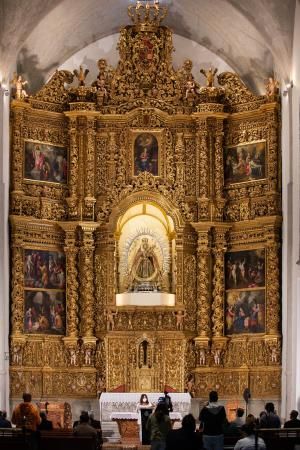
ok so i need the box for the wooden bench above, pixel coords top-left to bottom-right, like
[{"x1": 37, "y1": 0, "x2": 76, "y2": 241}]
[
  {"x1": 0, "y1": 428, "x2": 102, "y2": 450},
  {"x1": 259, "y1": 428, "x2": 300, "y2": 450}
]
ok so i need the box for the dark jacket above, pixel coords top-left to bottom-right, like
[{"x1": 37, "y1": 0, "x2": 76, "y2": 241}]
[
  {"x1": 166, "y1": 427, "x2": 201, "y2": 450},
  {"x1": 199, "y1": 404, "x2": 227, "y2": 436},
  {"x1": 259, "y1": 412, "x2": 281, "y2": 428},
  {"x1": 38, "y1": 418, "x2": 53, "y2": 430},
  {"x1": 284, "y1": 418, "x2": 300, "y2": 428}
]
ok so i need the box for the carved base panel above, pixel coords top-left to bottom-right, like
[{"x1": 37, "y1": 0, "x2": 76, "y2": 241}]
[
  {"x1": 10, "y1": 368, "x2": 97, "y2": 398},
  {"x1": 194, "y1": 367, "x2": 281, "y2": 399}
]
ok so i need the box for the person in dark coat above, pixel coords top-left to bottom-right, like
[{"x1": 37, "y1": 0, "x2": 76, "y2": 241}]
[
  {"x1": 199, "y1": 390, "x2": 227, "y2": 450},
  {"x1": 38, "y1": 412, "x2": 53, "y2": 430},
  {"x1": 166, "y1": 413, "x2": 201, "y2": 450},
  {"x1": 284, "y1": 410, "x2": 300, "y2": 428},
  {"x1": 259, "y1": 402, "x2": 281, "y2": 428},
  {"x1": 0, "y1": 411, "x2": 12, "y2": 428}
]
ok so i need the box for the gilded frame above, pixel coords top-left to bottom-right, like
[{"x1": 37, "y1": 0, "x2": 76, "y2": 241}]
[
  {"x1": 130, "y1": 129, "x2": 164, "y2": 178},
  {"x1": 224, "y1": 140, "x2": 267, "y2": 186},
  {"x1": 23, "y1": 139, "x2": 68, "y2": 185}
]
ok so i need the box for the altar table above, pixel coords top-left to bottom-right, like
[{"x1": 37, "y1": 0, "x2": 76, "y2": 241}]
[{"x1": 100, "y1": 392, "x2": 190, "y2": 421}]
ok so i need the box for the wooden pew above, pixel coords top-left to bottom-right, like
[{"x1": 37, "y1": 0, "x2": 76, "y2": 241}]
[
  {"x1": 0, "y1": 427, "x2": 102, "y2": 450},
  {"x1": 259, "y1": 428, "x2": 300, "y2": 450}
]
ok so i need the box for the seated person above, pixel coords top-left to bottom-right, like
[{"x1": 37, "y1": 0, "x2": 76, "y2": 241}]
[
  {"x1": 166, "y1": 414, "x2": 201, "y2": 450},
  {"x1": 284, "y1": 410, "x2": 300, "y2": 428},
  {"x1": 38, "y1": 412, "x2": 53, "y2": 430},
  {"x1": 74, "y1": 413, "x2": 99, "y2": 450},
  {"x1": 0, "y1": 411, "x2": 12, "y2": 428},
  {"x1": 234, "y1": 423, "x2": 266, "y2": 450},
  {"x1": 232, "y1": 408, "x2": 245, "y2": 428},
  {"x1": 259, "y1": 402, "x2": 281, "y2": 428}
]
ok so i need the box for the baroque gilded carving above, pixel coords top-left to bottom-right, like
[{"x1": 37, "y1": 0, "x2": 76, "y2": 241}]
[{"x1": 9, "y1": 1, "x2": 281, "y2": 401}]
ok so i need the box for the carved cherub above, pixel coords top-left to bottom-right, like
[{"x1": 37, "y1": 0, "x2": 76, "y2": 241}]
[
  {"x1": 212, "y1": 348, "x2": 221, "y2": 366},
  {"x1": 106, "y1": 309, "x2": 117, "y2": 331},
  {"x1": 69, "y1": 348, "x2": 77, "y2": 366},
  {"x1": 73, "y1": 65, "x2": 89, "y2": 87},
  {"x1": 265, "y1": 77, "x2": 279, "y2": 97},
  {"x1": 199, "y1": 348, "x2": 206, "y2": 366},
  {"x1": 10, "y1": 73, "x2": 28, "y2": 100},
  {"x1": 185, "y1": 73, "x2": 195, "y2": 99},
  {"x1": 200, "y1": 67, "x2": 218, "y2": 87},
  {"x1": 84, "y1": 348, "x2": 92, "y2": 365},
  {"x1": 174, "y1": 310, "x2": 186, "y2": 330}
]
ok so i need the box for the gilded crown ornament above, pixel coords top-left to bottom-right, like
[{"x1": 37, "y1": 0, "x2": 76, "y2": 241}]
[{"x1": 128, "y1": 0, "x2": 168, "y2": 31}]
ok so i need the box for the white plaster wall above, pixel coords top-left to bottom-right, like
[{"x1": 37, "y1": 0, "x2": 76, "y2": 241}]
[
  {"x1": 59, "y1": 33, "x2": 234, "y2": 84},
  {"x1": 281, "y1": 0, "x2": 300, "y2": 420},
  {"x1": 0, "y1": 83, "x2": 10, "y2": 413}
]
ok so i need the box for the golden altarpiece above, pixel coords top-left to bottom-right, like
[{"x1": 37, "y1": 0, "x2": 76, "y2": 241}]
[{"x1": 9, "y1": 2, "x2": 281, "y2": 405}]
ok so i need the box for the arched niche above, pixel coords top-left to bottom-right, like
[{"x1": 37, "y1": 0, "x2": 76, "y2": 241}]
[{"x1": 115, "y1": 200, "x2": 176, "y2": 306}]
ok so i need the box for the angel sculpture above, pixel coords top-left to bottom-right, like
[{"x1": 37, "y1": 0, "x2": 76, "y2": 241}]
[
  {"x1": 73, "y1": 65, "x2": 89, "y2": 87},
  {"x1": 10, "y1": 73, "x2": 28, "y2": 100},
  {"x1": 265, "y1": 77, "x2": 279, "y2": 97},
  {"x1": 200, "y1": 67, "x2": 218, "y2": 87}
]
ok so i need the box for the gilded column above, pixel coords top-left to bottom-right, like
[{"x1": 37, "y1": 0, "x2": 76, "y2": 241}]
[
  {"x1": 265, "y1": 222, "x2": 281, "y2": 335},
  {"x1": 79, "y1": 223, "x2": 99, "y2": 338},
  {"x1": 211, "y1": 225, "x2": 230, "y2": 338},
  {"x1": 213, "y1": 118, "x2": 226, "y2": 221},
  {"x1": 107, "y1": 132, "x2": 117, "y2": 187},
  {"x1": 191, "y1": 223, "x2": 212, "y2": 367},
  {"x1": 84, "y1": 115, "x2": 97, "y2": 220},
  {"x1": 60, "y1": 223, "x2": 79, "y2": 338},
  {"x1": 174, "y1": 132, "x2": 185, "y2": 199},
  {"x1": 175, "y1": 231, "x2": 184, "y2": 305},
  {"x1": 65, "y1": 115, "x2": 79, "y2": 219},
  {"x1": 11, "y1": 236, "x2": 24, "y2": 336},
  {"x1": 196, "y1": 228, "x2": 212, "y2": 336},
  {"x1": 195, "y1": 118, "x2": 210, "y2": 220}
]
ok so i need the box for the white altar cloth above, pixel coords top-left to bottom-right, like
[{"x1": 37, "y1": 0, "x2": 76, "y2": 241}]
[
  {"x1": 110, "y1": 412, "x2": 182, "y2": 421},
  {"x1": 116, "y1": 292, "x2": 175, "y2": 306},
  {"x1": 100, "y1": 392, "x2": 191, "y2": 421}
]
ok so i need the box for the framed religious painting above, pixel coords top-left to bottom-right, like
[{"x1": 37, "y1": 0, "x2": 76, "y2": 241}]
[
  {"x1": 24, "y1": 248, "x2": 66, "y2": 335},
  {"x1": 224, "y1": 140, "x2": 266, "y2": 185},
  {"x1": 131, "y1": 131, "x2": 163, "y2": 177},
  {"x1": 225, "y1": 248, "x2": 265, "y2": 290},
  {"x1": 24, "y1": 249, "x2": 66, "y2": 290},
  {"x1": 225, "y1": 289, "x2": 265, "y2": 335},
  {"x1": 24, "y1": 290, "x2": 66, "y2": 335},
  {"x1": 24, "y1": 140, "x2": 67, "y2": 184}
]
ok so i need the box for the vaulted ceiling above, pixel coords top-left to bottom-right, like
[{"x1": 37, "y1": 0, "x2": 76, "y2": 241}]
[{"x1": 0, "y1": 0, "x2": 296, "y2": 93}]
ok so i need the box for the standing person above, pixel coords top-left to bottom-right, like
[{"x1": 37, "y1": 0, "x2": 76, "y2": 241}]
[
  {"x1": 11, "y1": 393, "x2": 41, "y2": 431},
  {"x1": 163, "y1": 391, "x2": 173, "y2": 413},
  {"x1": 259, "y1": 402, "x2": 281, "y2": 428},
  {"x1": 166, "y1": 413, "x2": 201, "y2": 450},
  {"x1": 137, "y1": 394, "x2": 154, "y2": 444},
  {"x1": 146, "y1": 403, "x2": 171, "y2": 450},
  {"x1": 234, "y1": 423, "x2": 266, "y2": 450},
  {"x1": 199, "y1": 390, "x2": 227, "y2": 450},
  {"x1": 284, "y1": 410, "x2": 300, "y2": 428},
  {"x1": 11, "y1": 393, "x2": 41, "y2": 450}
]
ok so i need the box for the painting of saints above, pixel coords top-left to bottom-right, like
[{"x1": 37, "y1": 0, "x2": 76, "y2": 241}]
[
  {"x1": 24, "y1": 250, "x2": 66, "y2": 290},
  {"x1": 24, "y1": 291, "x2": 65, "y2": 335},
  {"x1": 134, "y1": 133, "x2": 159, "y2": 176},
  {"x1": 24, "y1": 141, "x2": 67, "y2": 184},
  {"x1": 224, "y1": 141, "x2": 266, "y2": 184},
  {"x1": 225, "y1": 290, "x2": 265, "y2": 335},
  {"x1": 225, "y1": 249, "x2": 265, "y2": 290}
]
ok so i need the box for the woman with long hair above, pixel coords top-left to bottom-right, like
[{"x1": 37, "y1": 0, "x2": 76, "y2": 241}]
[{"x1": 146, "y1": 402, "x2": 171, "y2": 450}]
